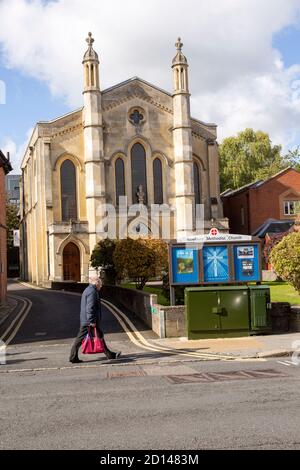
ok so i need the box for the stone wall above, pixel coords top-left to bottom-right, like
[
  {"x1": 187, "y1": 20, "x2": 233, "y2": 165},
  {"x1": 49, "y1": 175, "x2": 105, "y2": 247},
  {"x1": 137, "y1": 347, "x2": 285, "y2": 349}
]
[
  {"x1": 153, "y1": 304, "x2": 186, "y2": 338},
  {"x1": 101, "y1": 286, "x2": 186, "y2": 338},
  {"x1": 290, "y1": 306, "x2": 300, "y2": 332},
  {"x1": 101, "y1": 285, "x2": 157, "y2": 330},
  {"x1": 270, "y1": 302, "x2": 290, "y2": 332},
  {"x1": 262, "y1": 270, "x2": 278, "y2": 282}
]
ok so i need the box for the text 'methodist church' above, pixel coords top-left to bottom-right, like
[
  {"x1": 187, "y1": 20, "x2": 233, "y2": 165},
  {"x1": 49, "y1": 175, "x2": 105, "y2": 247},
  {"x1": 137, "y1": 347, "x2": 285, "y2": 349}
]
[{"x1": 20, "y1": 33, "x2": 228, "y2": 285}]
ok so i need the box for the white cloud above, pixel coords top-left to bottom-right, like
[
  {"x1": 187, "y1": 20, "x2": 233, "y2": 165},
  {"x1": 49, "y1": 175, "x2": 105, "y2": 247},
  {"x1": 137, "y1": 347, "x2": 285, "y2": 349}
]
[
  {"x1": 1, "y1": 128, "x2": 33, "y2": 174},
  {"x1": 0, "y1": 0, "x2": 300, "y2": 149}
]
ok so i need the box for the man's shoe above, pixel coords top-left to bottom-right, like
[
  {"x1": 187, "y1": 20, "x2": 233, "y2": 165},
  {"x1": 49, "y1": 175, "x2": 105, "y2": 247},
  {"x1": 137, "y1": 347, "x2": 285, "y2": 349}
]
[
  {"x1": 106, "y1": 351, "x2": 121, "y2": 360},
  {"x1": 69, "y1": 358, "x2": 83, "y2": 364}
]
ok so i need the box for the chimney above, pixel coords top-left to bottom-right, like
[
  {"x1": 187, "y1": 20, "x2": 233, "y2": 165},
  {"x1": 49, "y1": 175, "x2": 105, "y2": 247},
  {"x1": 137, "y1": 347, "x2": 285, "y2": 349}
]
[{"x1": 7, "y1": 151, "x2": 10, "y2": 161}]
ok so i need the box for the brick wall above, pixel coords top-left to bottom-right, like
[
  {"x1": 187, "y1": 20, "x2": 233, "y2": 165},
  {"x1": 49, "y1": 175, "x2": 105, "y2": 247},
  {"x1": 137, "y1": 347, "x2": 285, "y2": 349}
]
[
  {"x1": 223, "y1": 191, "x2": 249, "y2": 234},
  {"x1": 0, "y1": 166, "x2": 7, "y2": 304},
  {"x1": 223, "y1": 169, "x2": 300, "y2": 234}
]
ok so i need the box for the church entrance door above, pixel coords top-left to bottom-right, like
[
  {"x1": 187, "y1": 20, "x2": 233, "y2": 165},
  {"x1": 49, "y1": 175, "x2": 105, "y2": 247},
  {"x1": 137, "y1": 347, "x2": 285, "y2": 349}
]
[{"x1": 63, "y1": 242, "x2": 81, "y2": 281}]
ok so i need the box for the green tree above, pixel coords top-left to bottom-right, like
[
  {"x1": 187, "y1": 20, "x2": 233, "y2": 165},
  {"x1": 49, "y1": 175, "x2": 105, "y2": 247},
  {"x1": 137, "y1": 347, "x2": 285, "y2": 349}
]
[
  {"x1": 6, "y1": 201, "x2": 19, "y2": 250},
  {"x1": 6, "y1": 201, "x2": 20, "y2": 276},
  {"x1": 270, "y1": 232, "x2": 300, "y2": 293},
  {"x1": 113, "y1": 238, "x2": 168, "y2": 290},
  {"x1": 282, "y1": 146, "x2": 300, "y2": 172},
  {"x1": 90, "y1": 239, "x2": 117, "y2": 284},
  {"x1": 219, "y1": 128, "x2": 284, "y2": 192}
]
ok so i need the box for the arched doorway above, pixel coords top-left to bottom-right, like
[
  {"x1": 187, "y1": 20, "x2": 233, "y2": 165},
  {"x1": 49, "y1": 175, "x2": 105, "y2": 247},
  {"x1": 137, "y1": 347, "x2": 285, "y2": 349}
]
[{"x1": 63, "y1": 242, "x2": 81, "y2": 281}]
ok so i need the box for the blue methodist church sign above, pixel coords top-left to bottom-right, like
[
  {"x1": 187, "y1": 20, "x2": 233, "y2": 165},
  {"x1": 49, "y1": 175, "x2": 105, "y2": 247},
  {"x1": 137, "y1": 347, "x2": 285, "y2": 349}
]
[
  {"x1": 171, "y1": 247, "x2": 199, "y2": 284},
  {"x1": 203, "y1": 245, "x2": 229, "y2": 283},
  {"x1": 169, "y1": 234, "x2": 261, "y2": 285}
]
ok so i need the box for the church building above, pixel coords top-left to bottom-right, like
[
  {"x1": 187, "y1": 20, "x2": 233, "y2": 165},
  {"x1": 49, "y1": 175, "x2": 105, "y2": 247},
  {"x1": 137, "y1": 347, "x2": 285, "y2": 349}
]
[{"x1": 20, "y1": 34, "x2": 228, "y2": 285}]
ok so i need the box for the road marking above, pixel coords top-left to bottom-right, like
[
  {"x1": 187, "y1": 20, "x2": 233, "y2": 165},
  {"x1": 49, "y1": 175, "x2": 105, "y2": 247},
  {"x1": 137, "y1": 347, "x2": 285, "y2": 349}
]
[
  {"x1": 1, "y1": 295, "x2": 32, "y2": 345},
  {"x1": 102, "y1": 299, "x2": 238, "y2": 361},
  {"x1": 277, "y1": 360, "x2": 297, "y2": 367}
]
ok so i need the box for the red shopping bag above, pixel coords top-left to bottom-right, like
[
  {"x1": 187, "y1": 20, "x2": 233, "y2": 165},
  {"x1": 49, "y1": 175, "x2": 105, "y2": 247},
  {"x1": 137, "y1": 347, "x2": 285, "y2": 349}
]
[{"x1": 82, "y1": 327, "x2": 105, "y2": 354}]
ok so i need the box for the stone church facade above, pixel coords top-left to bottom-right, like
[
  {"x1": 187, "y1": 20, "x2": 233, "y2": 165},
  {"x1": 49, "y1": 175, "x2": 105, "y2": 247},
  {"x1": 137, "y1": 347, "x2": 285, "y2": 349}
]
[{"x1": 20, "y1": 34, "x2": 228, "y2": 285}]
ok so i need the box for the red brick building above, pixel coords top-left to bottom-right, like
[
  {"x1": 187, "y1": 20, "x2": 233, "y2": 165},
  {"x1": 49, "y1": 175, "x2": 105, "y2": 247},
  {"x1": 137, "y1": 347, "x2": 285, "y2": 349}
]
[
  {"x1": 0, "y1": 150, "x2": 12, "y2": 305},
  {"x1": 222, "y1": 168, "x2": 300, "y2": 234}
]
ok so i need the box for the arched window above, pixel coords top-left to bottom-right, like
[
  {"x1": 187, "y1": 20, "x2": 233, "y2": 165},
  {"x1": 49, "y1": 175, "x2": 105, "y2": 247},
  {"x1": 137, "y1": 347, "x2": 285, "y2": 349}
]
[
  {"x1": 61, "y1": 159, "x2": 77, "y2": 221},
  {"x1": 115, "y1": 158, "x2": 125, "y2": 205},
  {"x1": 131, "y1": 143, "x2": 147, "y2": 204},
  {"x1": 193, "y1": 161, "x2": 201, "y2": 205},
  {"x1": 153, "y1": 158, "x2": 163, "y2": 204}
]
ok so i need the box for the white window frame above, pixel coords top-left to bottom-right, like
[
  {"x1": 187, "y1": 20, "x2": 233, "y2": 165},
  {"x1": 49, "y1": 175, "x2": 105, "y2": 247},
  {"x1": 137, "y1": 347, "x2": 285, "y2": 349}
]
[{"x1": 284, "y1": 200, "x2": 300, "y2": 216}]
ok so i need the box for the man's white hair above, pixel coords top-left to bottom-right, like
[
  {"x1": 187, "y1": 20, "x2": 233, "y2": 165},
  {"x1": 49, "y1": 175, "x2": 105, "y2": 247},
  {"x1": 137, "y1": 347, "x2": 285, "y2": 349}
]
[{"x1": 89, "y1": 276, "x2": 102, "y2": 285}]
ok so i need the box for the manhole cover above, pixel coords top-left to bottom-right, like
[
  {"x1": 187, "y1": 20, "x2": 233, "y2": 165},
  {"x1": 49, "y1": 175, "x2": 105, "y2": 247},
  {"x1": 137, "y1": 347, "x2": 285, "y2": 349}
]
[
  {"x1": 107, "y1": 369, "x2": 146, "y2": 379},
  {"x1": 166, "y1": 369, "x2": 288, "y2": 385}
]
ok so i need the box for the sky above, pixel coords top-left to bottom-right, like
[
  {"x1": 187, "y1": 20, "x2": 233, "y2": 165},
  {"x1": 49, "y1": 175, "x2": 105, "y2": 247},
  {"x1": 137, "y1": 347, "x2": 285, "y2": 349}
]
[{"x1": 1, "y1": 0, "x2": 300, "y2": 174}]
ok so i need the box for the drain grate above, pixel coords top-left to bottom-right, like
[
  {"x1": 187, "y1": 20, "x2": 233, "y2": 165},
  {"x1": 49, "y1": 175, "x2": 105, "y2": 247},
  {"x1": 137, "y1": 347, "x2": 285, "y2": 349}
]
[{"x1": 166, "y1": 368, "x2": 288, "y2": 384}]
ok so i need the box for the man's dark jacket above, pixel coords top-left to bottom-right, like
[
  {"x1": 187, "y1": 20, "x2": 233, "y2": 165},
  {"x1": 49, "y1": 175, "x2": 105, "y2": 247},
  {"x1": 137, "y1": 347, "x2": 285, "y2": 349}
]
[{"x1": 80, "y1": 284, "x2": 102, "y2": 326}]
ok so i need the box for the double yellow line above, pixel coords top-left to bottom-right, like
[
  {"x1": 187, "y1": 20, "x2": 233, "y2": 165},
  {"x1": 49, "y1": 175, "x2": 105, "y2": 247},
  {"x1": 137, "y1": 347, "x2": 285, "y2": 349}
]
[
  {"x1": 102, "y1": 298, "x2": 237, "y2": 361},
  {"x1": 0, "y1": 295, "x2": 32, "y2": 346},
  {"x1": 14, "y1": 281, "x2": 238, "y2": 361}
]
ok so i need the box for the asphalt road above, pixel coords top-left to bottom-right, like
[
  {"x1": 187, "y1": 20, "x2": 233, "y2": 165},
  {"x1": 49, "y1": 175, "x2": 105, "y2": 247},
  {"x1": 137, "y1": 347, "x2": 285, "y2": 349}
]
[
  {"x1": 5, "y1": 280, "x2": 127, "y2": 345},
  {"x1": 1, "y1": 358, "x2": 300, "y2": 450},
  {"x1": 1, "y1": 281, "x2": 300, "y2": 450}
]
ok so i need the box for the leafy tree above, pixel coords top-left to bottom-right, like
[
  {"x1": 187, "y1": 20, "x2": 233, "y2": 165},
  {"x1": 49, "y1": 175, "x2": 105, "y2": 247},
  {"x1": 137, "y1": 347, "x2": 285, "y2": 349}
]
[
  {"x1": 6, "y1": 201, "x2": 19, "y2": 250},
  {"x1": 282, "y1": 146, "x2": 300, "y2": 172},
  {"x1": 270, "y1": 232, "x2": 300, "y2": 293},
  {"x1": 90, "y1": 239, "x2": 117, "y2": 284},
  {"x1": 6, "y1": 201, "x2": 20, "y2": 277},
  {"x1": 113, "y1": 238, "x2": 168, "y2": 290},
  {"x1": 219, "y1": 128, "x2": 284, "y2": 192}
]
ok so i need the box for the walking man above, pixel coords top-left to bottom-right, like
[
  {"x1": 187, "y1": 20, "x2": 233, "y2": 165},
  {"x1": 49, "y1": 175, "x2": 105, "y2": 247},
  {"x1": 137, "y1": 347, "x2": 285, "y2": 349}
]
[{"x1": 69, "y1": 276, "x2": 121, "y2": 363}]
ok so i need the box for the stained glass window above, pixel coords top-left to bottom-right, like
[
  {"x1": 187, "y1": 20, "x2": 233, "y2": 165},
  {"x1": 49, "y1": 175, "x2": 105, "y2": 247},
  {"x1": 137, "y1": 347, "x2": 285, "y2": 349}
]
[{"x1": 61, "y1": 160, "x2": 77, "y2": 220}]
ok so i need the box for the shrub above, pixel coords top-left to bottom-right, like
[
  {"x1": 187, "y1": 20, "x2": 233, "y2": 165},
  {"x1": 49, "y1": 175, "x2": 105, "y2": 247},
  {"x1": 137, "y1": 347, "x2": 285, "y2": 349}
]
[{"x1": 270, "y1": 232, "x2": 300, "y2": 293}]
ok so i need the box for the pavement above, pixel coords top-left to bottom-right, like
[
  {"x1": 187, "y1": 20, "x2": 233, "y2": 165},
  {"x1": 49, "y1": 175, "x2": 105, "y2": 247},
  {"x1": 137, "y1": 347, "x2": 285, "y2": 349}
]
[
  {"x1": 154, "y1": 333, "x2": 300, "y2": 359},
  {"x1": 0, "y1": 296, "x2": 17, "y2": 325}
]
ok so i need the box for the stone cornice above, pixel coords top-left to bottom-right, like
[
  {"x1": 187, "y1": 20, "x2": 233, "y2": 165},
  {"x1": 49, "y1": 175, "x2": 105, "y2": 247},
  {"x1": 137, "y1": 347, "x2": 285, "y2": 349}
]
[
  {"x1": 103, "y1": 85, "x2": 173, "y2": 115},
  {"x1": 40, "y1": 121, "x2": 83, "y2": 140}
]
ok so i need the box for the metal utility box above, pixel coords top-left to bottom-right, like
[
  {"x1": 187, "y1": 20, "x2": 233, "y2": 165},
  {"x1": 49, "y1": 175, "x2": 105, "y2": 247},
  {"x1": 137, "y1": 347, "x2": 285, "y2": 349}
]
[
  {"x1": 186, "y1": 286, "x2": 250, "y2": 339},
  {"x1": 186, "y1": 285, "x2": 271, "y2": 339},
  {"x1": 248, "y1": 285, "x2": 272, "y2": 333}
]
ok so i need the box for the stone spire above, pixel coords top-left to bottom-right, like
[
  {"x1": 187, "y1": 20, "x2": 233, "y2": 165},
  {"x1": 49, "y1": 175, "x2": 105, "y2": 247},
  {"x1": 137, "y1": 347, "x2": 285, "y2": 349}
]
[
  {"x1": 172, "y1": 37, "x2": 194, "y2": 237},
  {"x1": 172, "y1": 37, "x2": 188, "y2": 66},
  {"x1": 82, "y1": 32, "x2": 105, "y2": 266},
  {"x1": 172, "y1": 37, "x2": 189, "y2": 94},
  {"x1": 83, "y1": 32, "x2": 99, "y2": 62},
  {"x1": 83, "y1": 32, "x2": 100, "y2": 91}
]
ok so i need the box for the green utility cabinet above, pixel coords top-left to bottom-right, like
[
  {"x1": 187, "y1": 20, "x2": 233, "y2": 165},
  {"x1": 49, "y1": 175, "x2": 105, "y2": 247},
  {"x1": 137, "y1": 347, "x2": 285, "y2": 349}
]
[
  {"x1": 185, "y1": 285, "x2": 271, "y2": 339},
  {"x1": 248, "y1": 286, "x2": 271, "y2": 333}
]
